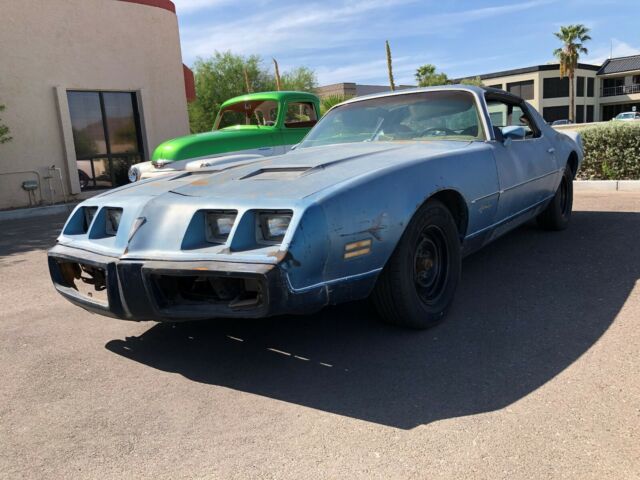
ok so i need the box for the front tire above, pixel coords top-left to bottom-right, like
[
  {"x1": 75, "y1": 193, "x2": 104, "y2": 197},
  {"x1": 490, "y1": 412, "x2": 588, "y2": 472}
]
[
  {"x1": 372, "y1": 199, "x2": 461, "y2": 329},
  {"x1": 537, "y1": 166, "x2": 573, "y2": 231}
]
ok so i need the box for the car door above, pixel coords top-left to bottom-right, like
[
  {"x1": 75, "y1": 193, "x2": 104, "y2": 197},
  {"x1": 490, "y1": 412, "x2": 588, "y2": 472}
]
[
  {"x1": 279, "y1": 99, "x2": 319, "y2": 151},
  {"x1": 486, "y1": 95, "x2": 558, "y2": 224}
]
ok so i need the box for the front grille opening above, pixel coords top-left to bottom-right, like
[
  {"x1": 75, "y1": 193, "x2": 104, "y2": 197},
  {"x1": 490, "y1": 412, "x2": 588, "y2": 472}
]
[
  {"x1": 152, "y1": 274, "x2": 263, "y2": 310},
  {"x1": 56, "y1": 260, "x2": 108, "y2": 305}
]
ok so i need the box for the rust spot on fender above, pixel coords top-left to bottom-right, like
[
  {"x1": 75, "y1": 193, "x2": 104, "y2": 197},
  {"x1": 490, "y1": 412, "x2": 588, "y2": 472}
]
[
  {"x1": 190, "y1": 179, "x2": 210, "y2": 186},
  {"x1": 267, "y1": 249, "x2": 301, "y2": 267},
  {"x1": 340, "y1": 212, "x2": 388, "y2": 241}
]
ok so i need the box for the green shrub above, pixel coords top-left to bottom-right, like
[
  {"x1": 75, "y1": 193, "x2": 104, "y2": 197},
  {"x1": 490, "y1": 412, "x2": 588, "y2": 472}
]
[
  {"x1": 578, "y1": 122, "x2": 640, "y2": 180},
  {"x1": 320, "y1": 94, "x2": 352, "y2": 116}
]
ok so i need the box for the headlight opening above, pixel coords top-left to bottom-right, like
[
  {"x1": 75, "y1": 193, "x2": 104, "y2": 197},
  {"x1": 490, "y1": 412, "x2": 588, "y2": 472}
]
[
  {"x1": 258, "y1": 211, "x2": 293, "y2": 243},
  {"x1": 205, "y1": 211, "x2": 237, "y2": 244},
  {"x1": 105, "y1": 208, "x2": 123, "y2": 236}
]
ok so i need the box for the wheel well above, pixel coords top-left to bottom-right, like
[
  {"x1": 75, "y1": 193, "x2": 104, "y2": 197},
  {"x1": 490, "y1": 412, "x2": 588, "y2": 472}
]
[
  {"x1": 567, "y1": 151, "x2": 578, "y2": 178},
  {"x1": 429, "y1": 189, "x2": 469, "y2": 240}
]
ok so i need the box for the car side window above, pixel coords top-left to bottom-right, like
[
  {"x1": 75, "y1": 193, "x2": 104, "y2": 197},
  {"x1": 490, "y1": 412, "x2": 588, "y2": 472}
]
[
  {"x1": 486, "y1": 99, "x2": 540, "y2": 139},
  {"x1": 285, "y1": 102, "x2": 318, "y2": 128}
]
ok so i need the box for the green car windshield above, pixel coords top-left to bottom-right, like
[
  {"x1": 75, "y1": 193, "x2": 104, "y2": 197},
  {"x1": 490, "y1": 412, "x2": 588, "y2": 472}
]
[
  {"x1": 299, "y1": 90, "x2": 484, "y2": 148},
  {"x1": 215, "y1": 100, "x2": 279, "y2": 129}
]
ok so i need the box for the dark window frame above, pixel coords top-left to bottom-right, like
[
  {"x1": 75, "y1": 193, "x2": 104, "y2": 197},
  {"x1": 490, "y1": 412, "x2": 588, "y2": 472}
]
[
  {"x1": 506, "y1": 80, "x2": 534, "y2": 100},
  {"x1": 283, "y1": 100, "x2": 319, "y2": 129},
  {"x1": 68, "y1": 90, "x2": 144, "y2": 190},
  {"x1": 485, "y1": 92, "x2": 542, "y2": 139},
  {"x1": 577, "y1": 76, "x2": 585, "y2": 97},
  {"x1": 542, "y1": 105, "x2": 570, "y2": 123},
  {"x1": 587, "y1": 77, "x2": 595, "y2": 97},
  {"x1": 543, "y1": 77, "x2": 570, "y2": 98}
]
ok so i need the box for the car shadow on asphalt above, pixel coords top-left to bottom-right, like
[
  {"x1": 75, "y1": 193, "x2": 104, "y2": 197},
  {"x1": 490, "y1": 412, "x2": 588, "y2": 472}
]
[
  {"x1": 106, "y1": 211, "x2": 639, "y2": 429},
  {"x1": 0, "y1": 214, "x2": 66, "y2": 261}
]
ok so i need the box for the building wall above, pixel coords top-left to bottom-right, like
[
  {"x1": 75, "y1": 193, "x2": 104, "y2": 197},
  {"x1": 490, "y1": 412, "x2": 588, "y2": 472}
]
[
  {"x1": 480, "y1": 67, "x2": 598, "y2": 121},
  {"x1": 597, "y1": 69, "x2": 640, "y2": 120},
  {"x1": 0, "y1": 0, "x2": 190, "y2": 210}
]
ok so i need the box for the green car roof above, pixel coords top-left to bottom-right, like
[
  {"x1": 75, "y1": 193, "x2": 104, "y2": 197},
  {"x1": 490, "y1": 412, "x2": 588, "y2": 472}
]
[{"x1": 220, "y1": 91, "x2": 319, "y2": 108}]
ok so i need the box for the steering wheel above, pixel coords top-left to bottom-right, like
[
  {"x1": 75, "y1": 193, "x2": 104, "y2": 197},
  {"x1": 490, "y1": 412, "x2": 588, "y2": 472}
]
[{"x1": 418, "y1": 126, "x2": 457, "y2": 137}]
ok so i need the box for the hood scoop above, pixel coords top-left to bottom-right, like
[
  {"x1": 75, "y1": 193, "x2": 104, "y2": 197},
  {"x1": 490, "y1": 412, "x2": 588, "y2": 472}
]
[{"x1": 240, "y1": 167, "x2": 311, "y2": 180}]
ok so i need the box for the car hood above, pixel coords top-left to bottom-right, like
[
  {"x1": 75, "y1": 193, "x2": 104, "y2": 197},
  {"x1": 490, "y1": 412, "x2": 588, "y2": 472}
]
[
  {"x1": 104, "y1": 141, "x2": 474, "y2": 204},
  {"x1": 151, "y1": 127, "x2": 273, "y2": 162}
]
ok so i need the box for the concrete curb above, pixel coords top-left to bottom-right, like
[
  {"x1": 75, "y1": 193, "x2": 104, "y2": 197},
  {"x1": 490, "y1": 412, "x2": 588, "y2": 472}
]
[
  {"x1": 0, "y1": 203, "x2": 76, "y2": 222},
  {"x1": 574, "y1": 180, "x2": 640, "y2": 191}
]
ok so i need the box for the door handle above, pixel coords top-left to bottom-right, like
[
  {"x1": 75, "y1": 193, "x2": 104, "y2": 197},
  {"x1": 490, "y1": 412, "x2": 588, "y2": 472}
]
[{"x1": 547, "y1": 147, "x2": 555, "y2": 154}]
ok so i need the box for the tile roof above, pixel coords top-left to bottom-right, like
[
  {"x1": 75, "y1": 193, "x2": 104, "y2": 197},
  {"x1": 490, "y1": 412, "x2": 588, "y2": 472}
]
[{"x1": 597, "y1": 54, "x2": 640, "y2": 75}]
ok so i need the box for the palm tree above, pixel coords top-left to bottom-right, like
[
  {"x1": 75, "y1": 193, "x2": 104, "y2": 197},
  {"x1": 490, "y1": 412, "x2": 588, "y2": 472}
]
[{"x1": 553, "y1": 24, "x2": 591, "y2": 122}]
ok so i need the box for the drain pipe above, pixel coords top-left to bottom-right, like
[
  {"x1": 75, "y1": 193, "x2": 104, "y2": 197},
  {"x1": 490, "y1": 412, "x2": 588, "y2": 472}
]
[{"x1": 49, "y1": 165, "x2": 68, "y2": 204}]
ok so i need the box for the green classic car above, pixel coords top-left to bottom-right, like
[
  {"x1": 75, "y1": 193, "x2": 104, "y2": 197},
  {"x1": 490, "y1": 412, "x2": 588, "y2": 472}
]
[{"x1": 128, "y1": 91, "x2": 320, "y2": 181}]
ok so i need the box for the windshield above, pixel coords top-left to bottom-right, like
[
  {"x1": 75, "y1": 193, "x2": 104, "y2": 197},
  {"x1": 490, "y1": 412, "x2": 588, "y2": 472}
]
[
  {"x1": 299, "y1": 90, "x2": 484, "y2": 148},
  {"x1": 214, "y1": 100, "x2": 279, "y2": 129}
]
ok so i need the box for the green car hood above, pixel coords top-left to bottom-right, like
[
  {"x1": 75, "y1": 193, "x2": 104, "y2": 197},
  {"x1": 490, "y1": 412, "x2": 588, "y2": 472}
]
[{"x1": 151, "y1": 127, "x2": 275, "y2": 162}]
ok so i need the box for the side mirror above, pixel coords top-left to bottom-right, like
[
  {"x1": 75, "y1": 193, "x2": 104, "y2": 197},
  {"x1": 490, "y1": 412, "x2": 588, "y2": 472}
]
[{"x1": 501, "y1": 126, "x2": 526, "y2": 141}]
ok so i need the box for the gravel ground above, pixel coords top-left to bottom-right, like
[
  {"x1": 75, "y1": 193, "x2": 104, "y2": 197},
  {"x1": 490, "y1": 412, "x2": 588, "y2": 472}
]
[{"x1": 0, "y1": 191, "x2": 639, "y2": 479}]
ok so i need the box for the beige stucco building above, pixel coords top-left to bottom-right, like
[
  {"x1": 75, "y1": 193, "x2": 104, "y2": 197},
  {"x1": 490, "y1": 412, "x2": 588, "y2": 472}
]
[
  {"x1": 463, "y1": 55, "x2": 640, "y2": 123},
  {"x1": 0, "y1": 0, "x2": 191, "y2": 210}
]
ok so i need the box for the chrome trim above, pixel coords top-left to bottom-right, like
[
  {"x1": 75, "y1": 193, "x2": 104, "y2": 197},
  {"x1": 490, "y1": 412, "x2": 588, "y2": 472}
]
[
  {"x1": 466, "y1": 194, "x2": 555, "y2": 239},
  {"x1": 501, "y1": 169, "x2": 563, "y2": 194}
]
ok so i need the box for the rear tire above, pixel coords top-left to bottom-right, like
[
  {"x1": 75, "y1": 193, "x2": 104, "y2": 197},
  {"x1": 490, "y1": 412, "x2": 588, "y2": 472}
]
[
  {"x1": 537, "y1": 166, "x2": 573, "y2": 231},
  {"x1": 371, "y1": 199, "x2": 461, "y2": 329}
]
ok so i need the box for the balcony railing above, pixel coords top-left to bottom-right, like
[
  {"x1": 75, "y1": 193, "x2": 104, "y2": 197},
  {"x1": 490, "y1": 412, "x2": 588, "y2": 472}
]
[{"x1": 601, "y1": 83, "x2": 640, "y2": 97}]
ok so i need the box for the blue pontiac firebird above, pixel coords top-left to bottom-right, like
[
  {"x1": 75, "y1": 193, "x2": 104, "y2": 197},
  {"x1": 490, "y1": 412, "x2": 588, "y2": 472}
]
[{"x1": 49, "y1": 86, "x2": 582, "y2": 329}]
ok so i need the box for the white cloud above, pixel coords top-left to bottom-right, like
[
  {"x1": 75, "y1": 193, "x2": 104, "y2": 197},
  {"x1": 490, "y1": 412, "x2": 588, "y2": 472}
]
[
  {"x1": 585, "y1": 39, "x2": 640, "y2": 65},
  {"x1": 178, "y1": 0, "x2": 562, "y2": 84}
]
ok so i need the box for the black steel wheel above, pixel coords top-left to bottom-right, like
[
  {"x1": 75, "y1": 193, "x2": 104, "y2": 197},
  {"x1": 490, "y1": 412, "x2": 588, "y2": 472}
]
[
  {"x1": 372, "y1": 199, "x2": 461, "y2": 329},
  {"x1": 537, "y1": 165, "x2": 573, "y2": 231}
]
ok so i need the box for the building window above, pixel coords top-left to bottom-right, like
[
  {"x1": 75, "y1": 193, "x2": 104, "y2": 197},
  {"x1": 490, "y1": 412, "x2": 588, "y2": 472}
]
[
  {"x1": 542, "y1": 105, "x2": 569, "y2": 123},
  {"x1": 68, "y1": 91, "x2": 144, "y2": 190},
  {"x1": 587, "y1": 105, "x2": 594, "y2": 123},
  {"x1": 601, "y1": 77, "x2": 625, "y2": 97},
  {"x1": 587, "y1": 78, "x2": 595, "y2": 97},
  {"x1": 576, "y1": 105, "x2": 584, "y2": 123},
  {"x1": 506, "y1": 80, "x2": 534, "y2": 100},
  {"x1": 487, "y1": 84, "x2": 503, "y2": 90},
  {"x1": 576, "y1": 76, "x2": 585, "y2": 97},
  {"x1": 543, "y1": 77, "x2": 569, "y2": 98},
  {"x1": 284, "y1": 102, "x2": 318, "y2": 128}
]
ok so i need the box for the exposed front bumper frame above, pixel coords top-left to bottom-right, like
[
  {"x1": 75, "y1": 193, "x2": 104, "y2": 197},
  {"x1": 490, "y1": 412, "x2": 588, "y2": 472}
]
[{"x1": 48, "y1": 244, "x2": 329, "y2": 322}]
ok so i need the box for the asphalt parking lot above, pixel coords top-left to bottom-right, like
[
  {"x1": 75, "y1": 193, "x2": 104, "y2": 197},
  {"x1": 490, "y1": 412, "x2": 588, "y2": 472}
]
[{"x1": 1, "y1": 191, "x2": 639, "y2": 479}]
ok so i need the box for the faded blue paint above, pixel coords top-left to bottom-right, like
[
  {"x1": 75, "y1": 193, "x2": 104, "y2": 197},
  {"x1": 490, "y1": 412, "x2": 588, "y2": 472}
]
[{"x1": 52, "y1": 86, "x2": 583, "y2": 318}]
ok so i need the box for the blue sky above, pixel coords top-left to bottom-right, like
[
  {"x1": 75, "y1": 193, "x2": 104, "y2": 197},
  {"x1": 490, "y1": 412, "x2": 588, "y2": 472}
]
[{"x1": 172, "y1": 0, "x2": 640, "y2": 86}]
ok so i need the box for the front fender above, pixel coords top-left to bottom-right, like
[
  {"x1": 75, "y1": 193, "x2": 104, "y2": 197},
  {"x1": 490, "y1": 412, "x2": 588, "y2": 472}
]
[{"x1": 284, "y1": 146, "x2": 499, "y2": 293}]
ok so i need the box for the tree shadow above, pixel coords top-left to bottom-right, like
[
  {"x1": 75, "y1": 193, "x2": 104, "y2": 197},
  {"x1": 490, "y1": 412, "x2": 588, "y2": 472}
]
[
  {"x1": 0, "y1": 214, "x2": 66, "y2": 261},
  {"x1": 106, "y1": 211, "x2": 639, "y2": 429}
]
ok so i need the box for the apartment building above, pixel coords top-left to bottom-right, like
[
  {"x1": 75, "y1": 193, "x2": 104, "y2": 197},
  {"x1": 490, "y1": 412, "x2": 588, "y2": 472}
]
[
  {"x1": 597, "y1": 55, "x2": 640, "y2": 120},
  {"x1": 469, "y1": 63, "x2": 600, "y2": 123},
  {"x1": 465, "y1": 54, "x2": 640, "y2": 123}
]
